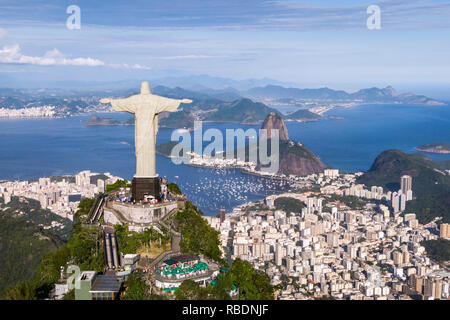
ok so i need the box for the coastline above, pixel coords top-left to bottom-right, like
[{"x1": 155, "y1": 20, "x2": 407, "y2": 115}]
[{"x1": 415, "y1": 147, "x2": 450, "y2": 154}]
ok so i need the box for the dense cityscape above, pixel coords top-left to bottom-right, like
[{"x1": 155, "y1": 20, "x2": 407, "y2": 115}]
[{"x1": 1, "y1": 166, "x2": 449, "y2": 300}]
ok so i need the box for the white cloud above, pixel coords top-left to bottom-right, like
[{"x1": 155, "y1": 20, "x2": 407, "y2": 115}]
[
  {"x1": 0, "y1": 29, "x2": 7, "y2": 38},
  {"x1": 122, "y1": 63, "x2": 151, "y2": 70},
  {"x1": 0, "y1": 44, "x2": 105, "y2": 66}
]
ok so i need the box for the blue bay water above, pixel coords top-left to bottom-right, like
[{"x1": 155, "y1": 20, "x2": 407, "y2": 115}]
[{"x1": 0, "y1": 104, "x2": 449, "y2": 215}]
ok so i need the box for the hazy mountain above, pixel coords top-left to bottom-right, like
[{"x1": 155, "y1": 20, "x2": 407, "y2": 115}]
[
  {"x1": 203, "y1": 98, "x2": 280, "y2": 124},
  {"x1": 243, "y1": 85, "x2": 445, "y2": 105},
  {"x1": 245, "y1": 85, "x2": 349, "y2": 100},
  {"x1": 286, "y1": 109, "x2": 321, "y2": 121},
  {"x1": 151, "y1": 74, "x2": 292, "y2": 91}
]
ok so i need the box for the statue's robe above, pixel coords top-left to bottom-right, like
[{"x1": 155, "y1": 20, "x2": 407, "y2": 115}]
[{"x1": 109, "y1": 94, "x2": 182, "y2": 177}]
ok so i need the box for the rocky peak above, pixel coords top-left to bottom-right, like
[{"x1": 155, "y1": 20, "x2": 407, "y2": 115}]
[{"x1": 261, "y1": 112, "x2": 289, "y2": 141}]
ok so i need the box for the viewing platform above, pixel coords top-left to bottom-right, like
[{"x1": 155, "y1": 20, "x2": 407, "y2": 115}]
[
  {"x1": 153, "y1": 254, "x2": 220, "y2": 291},
  {"x1": 103, "y1": 198, "x2": 183, "y2": 232}
]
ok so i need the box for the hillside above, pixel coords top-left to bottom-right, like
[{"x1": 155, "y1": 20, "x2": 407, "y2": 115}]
[
  {"x1": 357, "y1": 150, "x2": 450, "y2": 223},
  {"x1": 244, "y1": 85, "x2": 444, "y2": 105},
  {"x1": 1, "y1": 196, "x2": 72, "y2": 239},
  {"x1": 276, "y1": 140, "x2": 328, "y2": 176},
  {"x1": 286, "y1": 109, "x2": 321, "y2": 121},
  {"x1": 0, "y1": 215, "x2": 64, "y2": 296},
  {"x1": 85, "y1": 115, "x2": 121, "y2": 126},
  {"x1": 357, "y1": 150, "x2": 450, "y2": 197},
  {"x1": 159, "y1": 109, "x2": 196, "y2": 129},
  {"x1": 203, "y1": 98, "x2": 280, "y2": 124},
  {"x1": 256, "y1": 113, "x2": 327, "y2": 176}
]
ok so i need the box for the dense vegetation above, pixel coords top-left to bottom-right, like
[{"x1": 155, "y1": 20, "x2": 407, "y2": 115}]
[
  {"x1": 1, "y1": 200, "x2": 104, "y2": 300},
  {"x1": 357, "y1": 150, "x2": 450, "y2": 223},
  {"x1": 404, "y1": 194, "x2": 450, "y2": 224},
  {"x1": 357, "y1": 150, "x2": 450, "y2": 197},
  {"x1": 226, "y1": 258, "x2": 274, "y2": 300},
  {"x1": 274, "y1": 197, "x2": 305, "y2": 214},
  {"x1": 323, "y1": 194, "x2": 367, "y2": 210},
  {"x1": 121, "y1": 273, "x2": 165, "y2": 300},
  {"x1": 115, "y1": 224, "x2": 170, "y2": 255},
  {"x1": 421, "y1": 239, "x2": 450, "y2": 263},
  {"x1": 175, "y1": 279, "x2": 231, "y2": 300},
  {"x1": 105, "y1": 179, "x2": 130, "y2": 193},
  {"x1": 175, "y1": 201, "x2": 223, "y2": 263},
  {"x1": 0, "y1": 215, "x2": 63, "y2": 297},
  {"x1": 167, "y1": 182, "x2": 182, "y2": 195},
  {"x1": 1, "y1": 196, "x2": 72, "y2": 239}
]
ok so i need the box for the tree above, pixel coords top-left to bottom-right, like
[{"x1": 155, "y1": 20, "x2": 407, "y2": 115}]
[
  {"x1": 63, "y1": 289, "x2": 75, "y2": 300},
  {"x1": 175, "y1": 201, "x2": 223, "y2": 263},
  {"x1": 227, "y1": 259, "x2": 274, "y2": 300},
  {"x1": 105, "y1": 179, "x2": 129, "y2": 193},
  {"x1": 2, "y1": 281, "x2": 37, "y2": 300},
  {"x1": 167, "y1": 182, "x2": 182, "y2": 195},
  {"x1": 75, "y1": 198, "x2": 96, "y2": 218},
  {"x1": 175, "y1": 280, "x2": 207, "y2": 300},
  {"x1": 274, "y1": 197, "x2": 305, "y2": 214},
  {"x1": 121, "y1": 273, "x2": 159, "y2": 300}
]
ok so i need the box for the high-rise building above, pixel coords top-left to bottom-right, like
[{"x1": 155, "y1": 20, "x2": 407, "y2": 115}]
[
  {"x1": 326, "y1": 232, "x2": 339, "y2": 247},
  {"x1": 219, "y1": 209, "x2": 226, "y2": 223},
  {"x1": 440, "y1": 223, "x2": 450, "y2": 239},
  {"x1": 97, "y1": 179, "x2": 105, "y2": 193},
  {"x1": 2, "y1": 192, "x2": 11, "y2": 204},
  {"x1": 392, "y1": 193, "x2": 400, "y2": 213},
  {"x1": 424, "y1": 277, "x2": 442, "y2": 299},
  {"x1": 399, "y1": 193, "x2": 407, "y2": 212},
  {"x1": 275, "y1": 243, "x2": 283, "y2": 266},
  {"x1": 401, "y1": 175, "x2": 412, "y2": 195},
  {"x1": 393, "y1": 251, "x2": 403, "y2": 265}
]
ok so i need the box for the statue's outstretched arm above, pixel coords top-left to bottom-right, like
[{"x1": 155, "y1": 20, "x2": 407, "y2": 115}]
[
  {"x1": 155, "y1": 97, "x2": 192, "y2": 113},
  {"x1": 100, "y1": 98, "x2": 136, "y2": 113}
]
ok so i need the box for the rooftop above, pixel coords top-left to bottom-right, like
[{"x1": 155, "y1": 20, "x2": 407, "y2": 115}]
[
  {"x1": 90, "y1": 275, "x2": 122, "y2": 293},
  {"x1": 163, "y1": 254, "x2": 200, "y2": 265}
]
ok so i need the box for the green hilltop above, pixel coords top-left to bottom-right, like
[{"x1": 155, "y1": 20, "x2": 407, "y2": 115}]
[{"x1": 357, "y1": 149, "x2": 450, "y2": 223}]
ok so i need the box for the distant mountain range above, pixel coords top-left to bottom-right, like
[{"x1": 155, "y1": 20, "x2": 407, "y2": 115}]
[
  {"x1": 244, "y1": 85, "x2": 445, "y2": 106},
  {"x1": 3, "y1": 81, "x2": 446, "y2": 129},
  {"x1": 85, "y1": 82, "x2": 446, "y2": 129}
]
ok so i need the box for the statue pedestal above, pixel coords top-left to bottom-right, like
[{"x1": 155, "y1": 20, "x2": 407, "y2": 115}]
[{"x1": 132, "y1": 176, "x2": 161, "y2": 202}]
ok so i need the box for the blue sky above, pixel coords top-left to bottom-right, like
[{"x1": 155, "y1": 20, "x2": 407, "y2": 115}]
[{"x1": 0, "y1": 0, "x2": 449, "y2": 96}]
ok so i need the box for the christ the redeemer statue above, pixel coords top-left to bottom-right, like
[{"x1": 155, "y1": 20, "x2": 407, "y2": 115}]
[{"x1": 100, "y1": 81, "x2": 191, "y2": 200}]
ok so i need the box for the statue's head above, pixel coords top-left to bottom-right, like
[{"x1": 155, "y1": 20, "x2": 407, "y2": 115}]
[{"x1": 140, "y1": 81, "x2": 151, "y2": 95}]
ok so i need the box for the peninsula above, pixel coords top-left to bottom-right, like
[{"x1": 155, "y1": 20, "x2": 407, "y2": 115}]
[{"x1": 415, "y1": 142, "x2": 450, "y2": 154}]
